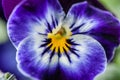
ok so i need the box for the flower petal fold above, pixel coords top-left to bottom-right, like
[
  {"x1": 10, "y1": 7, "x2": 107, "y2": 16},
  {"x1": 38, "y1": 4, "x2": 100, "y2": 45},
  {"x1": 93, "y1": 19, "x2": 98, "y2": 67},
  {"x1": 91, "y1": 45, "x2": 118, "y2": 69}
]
[
  {"x1": 7, "y1": 0, "x2": 65, "y2": 48},
  {"x1": 16, "y1": 34, "x2": 106, "y2": 80},
  {"x1": 2, "y1": 0, "x2": 22, "y2": 19},
  {"x1": 65, "y1": 1, "x2": 120, "y2": 61}
]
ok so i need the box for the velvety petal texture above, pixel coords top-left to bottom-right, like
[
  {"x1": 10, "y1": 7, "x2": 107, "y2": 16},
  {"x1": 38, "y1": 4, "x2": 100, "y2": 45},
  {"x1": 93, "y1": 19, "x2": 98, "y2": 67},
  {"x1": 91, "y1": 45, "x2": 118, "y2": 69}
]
[
  {"x1": 7, "y1": 0, "x2": 120, "y2": 80},
  {"x1": 65, "y1": 2, "x2": 120, "y2": 61},
  {"x1": 8, "y1": 0, "x2": 65, "y2": 48},
  {"x1": 17, "y1": 34, "x2": 106, "y2": 80}
]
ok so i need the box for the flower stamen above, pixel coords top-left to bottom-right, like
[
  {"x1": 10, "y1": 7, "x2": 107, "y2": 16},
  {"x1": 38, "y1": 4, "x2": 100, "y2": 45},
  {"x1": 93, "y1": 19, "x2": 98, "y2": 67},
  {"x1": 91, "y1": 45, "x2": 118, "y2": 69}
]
[{"x1": 47, "y1": 26, "x2": 72, "y2": 53}]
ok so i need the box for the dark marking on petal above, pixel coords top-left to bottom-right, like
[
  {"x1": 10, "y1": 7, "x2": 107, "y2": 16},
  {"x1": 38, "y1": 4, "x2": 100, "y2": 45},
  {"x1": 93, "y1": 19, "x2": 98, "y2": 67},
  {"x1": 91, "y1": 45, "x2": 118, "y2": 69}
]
[
  {"x1": 63, "y1": 47, "x2": 72, "y2": 63},
  {"x1": 66, "y1": 39, "x2": 79, "y2": 45},
  {"x1": 41, "y1": 44, "x2": 53, "y2": 56},
  {"x1": 40, "y1": 39, "x2": 51, "y2": 47},
  {"x1": 51, "y1": 15, "x2": 56, "y2": 28},
  {"x1": 55, "y1": 19, "x2": 58, "y2": 26},
  {"x1": 65, "y1": 44, "x2": 80, "y2": 58},
  {"x1": 72, "y1": 32, "x2": 88, "y2": 35},
  {"x1": 38, "y1": 32, "x2": 47, "y2": 36},
  {"x1": 70, "y1": 23, "x2": 75, "y2": 28},
  {"x1": 58, "y1": 47, "x2": 61, "y2": 58},
  {"x1": 42, "y1": 38, "x2": 51, "y2": 43},
  {"x1": 47, "y1": 22, "x2": 52, "y2": 33},
  {"x1": 71, "y1": 23, "x2": 85, "y2": 32},
  {"x1": 40, "y1": 41, "x2": 51, "y2": 47},
  {"x1": 50, "y1": 48, "x2": 56, "y2": 61}
]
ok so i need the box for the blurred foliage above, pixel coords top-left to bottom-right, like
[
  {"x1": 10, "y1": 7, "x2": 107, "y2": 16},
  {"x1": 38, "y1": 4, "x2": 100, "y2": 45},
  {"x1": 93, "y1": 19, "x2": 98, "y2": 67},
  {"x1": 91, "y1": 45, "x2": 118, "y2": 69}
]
[
  {"x1": 0, "y1": 18, "x2": 8, "y2": 44},
  {"x1": 4, "y1": 72, "x2": 16, "y2": 80},
  {"x1": 114, "y1": 46, "x2": 120, "y2": 66},
  {"x1": 95, "y1": 64, "x2": 120, "y2": 80},
  {"x1": 0, "y1": 72, "x2": 17, "y2": 80},
  {"x1": 99, "y1": 0, "x2": 120, "y2": 20}
]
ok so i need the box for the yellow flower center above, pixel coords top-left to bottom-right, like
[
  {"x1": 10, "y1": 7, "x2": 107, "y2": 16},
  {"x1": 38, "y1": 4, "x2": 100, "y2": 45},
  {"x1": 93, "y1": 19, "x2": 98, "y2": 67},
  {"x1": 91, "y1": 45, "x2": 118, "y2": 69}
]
[{"x1": 47, "y1": 26, "x2": 72, "y2": 53}]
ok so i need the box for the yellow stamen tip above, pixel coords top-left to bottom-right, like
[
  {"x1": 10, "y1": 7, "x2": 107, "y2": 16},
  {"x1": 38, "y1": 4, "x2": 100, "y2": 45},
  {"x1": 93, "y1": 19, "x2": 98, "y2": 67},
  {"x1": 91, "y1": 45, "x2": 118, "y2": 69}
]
[{"x1": 47, "y1": 26, "x2": 72, "y2": 53}]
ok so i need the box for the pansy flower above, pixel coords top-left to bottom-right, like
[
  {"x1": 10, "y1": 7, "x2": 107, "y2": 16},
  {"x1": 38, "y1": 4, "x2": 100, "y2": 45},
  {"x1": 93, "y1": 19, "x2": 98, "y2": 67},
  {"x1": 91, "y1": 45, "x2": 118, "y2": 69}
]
[{"x1": 7, "y1": 0, "x2": 120, "y2": 80}]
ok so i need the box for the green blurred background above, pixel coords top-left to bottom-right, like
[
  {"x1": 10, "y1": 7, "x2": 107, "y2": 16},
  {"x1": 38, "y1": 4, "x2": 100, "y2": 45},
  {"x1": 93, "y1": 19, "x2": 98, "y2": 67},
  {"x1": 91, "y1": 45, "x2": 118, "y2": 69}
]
[{"x1": 0, "y1": 0, "x2": 120, "y2": 80}]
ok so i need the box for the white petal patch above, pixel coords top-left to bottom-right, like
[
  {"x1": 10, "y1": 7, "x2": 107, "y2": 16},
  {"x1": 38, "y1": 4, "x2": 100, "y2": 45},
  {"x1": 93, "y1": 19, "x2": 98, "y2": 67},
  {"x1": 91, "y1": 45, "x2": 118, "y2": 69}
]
[
  {"x1": 64, "y1": 14, "x2": 99, "y2": 33},
  {"x1": 79, "y1": 18, "x2": 98, "y2": 32},
  {"x1": 46, "y1": 5, "x2": 65, "y2": 25},
  {"x1": 49, "y1": 54, "x2": 59, "y2": 70},
  {"x1": 40, "y1": 53, "x2": 50, "y2": 67},
  {"x1": 59, "y1": 54, "x2": 71, "y2": 66},
  {"x1": 58, "y1": 34, "x2": 106, "y2": 78},
  {"x1": 31, "y1": 18, "x2": 48, "y2": 34}
]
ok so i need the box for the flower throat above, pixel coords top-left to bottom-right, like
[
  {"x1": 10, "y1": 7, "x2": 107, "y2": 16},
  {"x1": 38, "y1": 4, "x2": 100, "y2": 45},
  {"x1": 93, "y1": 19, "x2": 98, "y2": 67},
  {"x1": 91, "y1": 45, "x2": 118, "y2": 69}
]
[{"x1": 47, "y1": 26, "x2": 72, "y2": 53}]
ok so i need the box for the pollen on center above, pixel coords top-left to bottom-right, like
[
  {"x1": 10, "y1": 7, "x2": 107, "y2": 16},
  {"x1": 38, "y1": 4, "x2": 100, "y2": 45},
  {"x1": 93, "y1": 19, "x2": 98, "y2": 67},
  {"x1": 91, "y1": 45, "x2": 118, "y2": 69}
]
[{"x1": 47, "y1": 26, "x2": 72, "y2": 53}]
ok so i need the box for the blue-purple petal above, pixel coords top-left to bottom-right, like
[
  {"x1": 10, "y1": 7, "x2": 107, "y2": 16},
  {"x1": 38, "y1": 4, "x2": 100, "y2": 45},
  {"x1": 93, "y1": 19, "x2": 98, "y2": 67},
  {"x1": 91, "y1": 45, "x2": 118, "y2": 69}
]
[
  {"x1": 2, "y1": 0, "x2": 105, "y2": 20},
  {"x1": 66, "y1": 1, "x2": 120, "y2": 61},
  {"x1": 16, "y1": 34, "x2": 106, "y2": 80},
  {"x1": 59, "y1": 35, "x2": 106, "y2": 80},
  {"x1": 7, "y1": 0, "x2": 65, "y2": 48},
  {"x1": 16, "y1": 35, "x2": 59, "y2": 79}
]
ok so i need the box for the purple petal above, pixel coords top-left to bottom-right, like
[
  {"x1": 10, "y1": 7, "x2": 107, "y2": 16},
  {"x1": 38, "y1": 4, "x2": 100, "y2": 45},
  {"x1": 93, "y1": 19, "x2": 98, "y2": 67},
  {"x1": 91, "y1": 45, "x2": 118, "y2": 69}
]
[
  {"x1": 89, "y1": 24, "x2": 120, "y2": 61},
  {"x1": 7, "y1": 0, "x2": 65, "y2": 48},
  {"x1": 17, "y1": 35, "x2": 60, "y2": 79},
  {"x1": 2, "y1": 0, "x2": 22, "y2": 19},
  {"x1": 59, "y1": 0, "x2": 106, "y2": 14},
  {"x1": 2, "y1": 0, "x2": 105, "y2": 20},
  {"x1": 87, "y1": 0, "x2": 107, "y2": 11},
  {"x1": 16, "y1": 34, "x2": 106, "y2": 80},
  {"x1": 66, "y1": 1, "x2": 120, "y2": 61}
]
